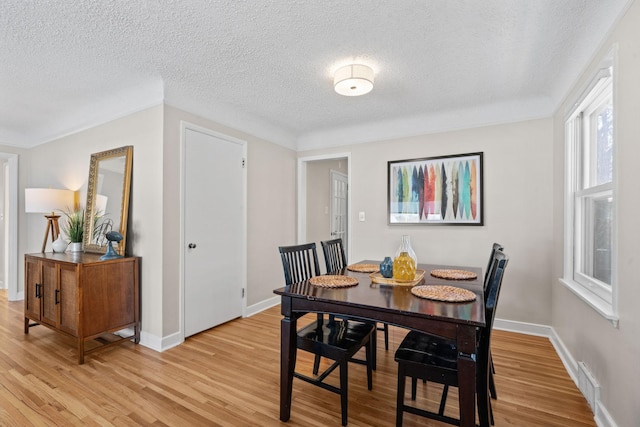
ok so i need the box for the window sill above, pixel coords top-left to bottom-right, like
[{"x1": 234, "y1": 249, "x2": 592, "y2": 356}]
[{"x1": 559, "y1": 278, "x2": 618, "y2": 327}]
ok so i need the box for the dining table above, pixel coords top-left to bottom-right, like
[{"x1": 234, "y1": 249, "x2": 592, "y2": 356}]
[{"x1": 273, "y1": 260, "x2": 486, "y2": 427}]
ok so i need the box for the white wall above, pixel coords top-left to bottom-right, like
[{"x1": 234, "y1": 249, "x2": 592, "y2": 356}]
[
  {"x1": 300, "y1": 117, "x2": 555, "y2": 325},
  {"x1": 25, "y1": 106, "x2": 165, "y2": 338},
  {"x1": 552, "y1": 2, "x2": 640, "y2": 426},
  {"x1": 18, "y1": 102, "x2": 297, "y2": 347}
]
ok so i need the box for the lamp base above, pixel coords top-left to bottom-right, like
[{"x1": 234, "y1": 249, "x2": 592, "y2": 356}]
[
  {"x1": 100, "y1": 241, "x2": 123, "y2": 260},
  {"x1": 42, "y1": 214, "x2": 61, "y2": 253}
]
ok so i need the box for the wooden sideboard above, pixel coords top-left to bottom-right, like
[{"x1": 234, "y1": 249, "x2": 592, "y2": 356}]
[{"x1": 24, "y1": 252, "x2": 140, "y2": 364}]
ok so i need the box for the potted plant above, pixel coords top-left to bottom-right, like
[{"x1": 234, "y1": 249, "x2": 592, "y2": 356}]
[{"x1": 61, "y1": 207, "x2": 84, "y2": 252}]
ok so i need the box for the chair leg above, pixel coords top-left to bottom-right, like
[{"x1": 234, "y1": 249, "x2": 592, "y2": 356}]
[
  {"x1": 396, "y1": 364, "x2": 406, "y2": 427},
  {"x1": 383, "y1": 323, "x2": 389, "y2": 350},
  {"x1": 411, "y1": 377, "x2": 417, "y2": 400},
  {"x1": 366, "y1": 339, "x2": 373, "y2": 390},
  {"x1": 438, "y1": 385, "x2": 449, "y2": 416},
  {"x1": 340, "y1": 359, "x2": 348, "y2": 426},
  {"x1": 477, "y1": 358, "x2": 491, "y2": 427},
  {"x1": 313, "y1": 313, "x2": 325, "y2": 375},
  {"x1": 489, "y1": 367, "x2": 497, "y2": 399},
  {"x1": 370, "y1": 324, "x2": 377, "y2": 370},
  {"x1": 375, "y1": 323, "x2": 389, "y2": 350},
  {"x1": 489, "y1": 353, "x2": 497, "y2": 399},
  {"x1": 489, "y1": 396, "x2": 495, "y2": 425}
]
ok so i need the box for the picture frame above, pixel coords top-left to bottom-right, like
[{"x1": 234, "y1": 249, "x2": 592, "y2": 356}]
[{"x1": 388, "y1": 152, "x2": 483, "y2": 225}]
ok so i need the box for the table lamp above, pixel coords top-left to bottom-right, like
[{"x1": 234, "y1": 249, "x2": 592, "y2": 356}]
[{"x1": 25, "y1": 188, "x2": 75, "y2": 252}]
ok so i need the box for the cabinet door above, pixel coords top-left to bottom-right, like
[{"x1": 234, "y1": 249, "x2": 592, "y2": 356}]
[
  {"x1": 24, "y1": 257, "x2": 41, "y2": 320},
  {"x1": 58, "y1": 263, "x2": 78, "y2": 335},
  {"x1": 40, "y1": 261, "x2": 58, "y2": 327},
  {"x1": 82, "y1": 261, "x2": 135, "y2": 336}
]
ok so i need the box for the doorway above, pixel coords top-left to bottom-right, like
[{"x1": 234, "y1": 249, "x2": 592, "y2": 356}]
[
  {"x1": 330, "y1": 170, "x2": 348, "y2": 256},
  {"x1": 0, "y1": 153, "x2": 18, "y2": 301},
  {"x1": 181, "y1": 124, "x2": 246, "y2": 338},
  {"x1": 297, "y1": 153, "x2": 350, "y2": 268}
]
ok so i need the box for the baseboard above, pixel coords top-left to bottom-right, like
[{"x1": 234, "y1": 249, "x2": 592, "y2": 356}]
[
  {"x1": 9, "y1": 291, "x2": 24, "y2": 302},
  {"x1": 136, "y1": 298, "x2": 281, "y2": 353},
  {"x1": 548, "y1": 327, "x2": 579, "y2": 384},
  {"x1": 595, "y1": 400, "x2": 618, "y2": 427},
  {"x1": 495, "y1": 318, "x2": 580, "y2": 387},
  {"x1": 493, "y1": 318, "x2": 553, "y2": 337},
  {"x1": 245, "y1": 295, "x2": 280, "y2": 317},
  {"x1": 495, "y1": 317, "x2": 618, "y2": 427},
  {"x1": 135, "y1": 330, "x2": 183, "y2": 352}
]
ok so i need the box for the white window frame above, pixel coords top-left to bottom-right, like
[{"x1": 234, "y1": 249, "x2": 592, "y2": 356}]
[{"x1": 561, "y1": 48, "x2": 618, "y2": 327}]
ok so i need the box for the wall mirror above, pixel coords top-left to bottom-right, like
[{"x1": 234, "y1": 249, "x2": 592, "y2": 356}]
[{"x1": 83, "y1": 146, "x2": 133, "y2": 255}]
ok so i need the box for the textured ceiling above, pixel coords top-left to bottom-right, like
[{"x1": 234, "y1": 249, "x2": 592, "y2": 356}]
[{"x1": 0, "y1": 1, "x2": 632, "y2": 150}]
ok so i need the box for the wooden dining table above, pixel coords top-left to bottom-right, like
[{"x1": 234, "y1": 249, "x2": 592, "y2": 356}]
[{"x1": 273, "y1": 260, "x2": 486, "y2": 427}]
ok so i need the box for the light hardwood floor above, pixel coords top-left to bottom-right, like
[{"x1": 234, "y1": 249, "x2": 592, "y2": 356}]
[{"x1": 0, "y1": 290, "x2": 594, "y2": 426}]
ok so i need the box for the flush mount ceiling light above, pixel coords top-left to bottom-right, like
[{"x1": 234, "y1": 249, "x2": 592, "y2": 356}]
[{"x1": 334, "y1": 64, "x2": 374, "y2": 96}]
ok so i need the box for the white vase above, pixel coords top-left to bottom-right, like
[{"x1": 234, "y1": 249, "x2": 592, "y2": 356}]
[
  {"x1": 69, "y1": 242, "x2": 83, "y2": 252},
  {"x1": 52, "y1": 236, "x2": 69, "y2": 253}
]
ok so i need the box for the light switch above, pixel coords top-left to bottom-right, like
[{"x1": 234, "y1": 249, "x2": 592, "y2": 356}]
[{"x1": 359, "y1": 211, "x2": 365, "y2": 222}]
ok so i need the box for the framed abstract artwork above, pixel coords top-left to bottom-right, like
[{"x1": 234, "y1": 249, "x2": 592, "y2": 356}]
[{"x1": 387, "y1": 152, "x2": 483, "y2": 225}]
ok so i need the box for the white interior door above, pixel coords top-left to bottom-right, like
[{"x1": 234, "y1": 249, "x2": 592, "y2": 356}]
[
  {"x1": 184, "y1": 127, "x2": 244, "y2": 337},
  {"x1": 330, "y1": 170, "x2": 348, "y2": 258}
]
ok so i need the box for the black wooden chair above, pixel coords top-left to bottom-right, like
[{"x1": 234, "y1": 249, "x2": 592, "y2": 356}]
[
  {"x1": 486, "y1": 242, "x2": 504, "y2": 399},
  {"x1": 485, "y1": 243, "x2": 504, "y2": 283},
  {"x1": 279, "y1": 242, "x2": 321, "y2": 287},
  {"x1": 278, "y1": 243, "x2": 376, "y2": 426},
  {"x1": 321, "y1": 238, "x2": 390, "y2": 352},
  {"x1": 394, "y1": 251, "x2": 509, "y2": 427}
]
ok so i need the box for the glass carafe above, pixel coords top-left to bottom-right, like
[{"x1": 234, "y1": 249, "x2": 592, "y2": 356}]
[{"x1": 393, "y1": 235, "x2": 417, "y2": 281}]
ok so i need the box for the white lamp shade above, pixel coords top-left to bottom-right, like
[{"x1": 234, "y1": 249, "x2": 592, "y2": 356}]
[
  {"x1": 25, "y1": 188, "x2": 75, "y2": 214},
  {"x1": 334, "y1": 64, "x2": 374, "y2": 96}
]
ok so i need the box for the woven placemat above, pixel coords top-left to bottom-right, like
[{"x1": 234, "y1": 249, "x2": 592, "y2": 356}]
[
  {"x1": 430, "y1": 269, "x2": 478, "y2": 280},
  {"x1": 346, "y1": 263, "x2": 380, "y2": 273},
  {"x1": 309, "y1": 275, "x2": 359, "y2": 288},
  {"x1": 411, "y1": 285, "x2": 477, "y2": 302}
]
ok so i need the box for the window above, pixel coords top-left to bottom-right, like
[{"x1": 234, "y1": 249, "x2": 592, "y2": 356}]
[{"x1": 563, "y1": 55, "x2": 617, "y2": 324}]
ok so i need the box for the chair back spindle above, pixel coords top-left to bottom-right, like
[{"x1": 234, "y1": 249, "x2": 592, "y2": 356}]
[
  {"x1": 278, "y1": 243, "x2": 321, "y2": 285},
  {"x1": 321, "y1": 238, "x2": 347, "y2": 274}
]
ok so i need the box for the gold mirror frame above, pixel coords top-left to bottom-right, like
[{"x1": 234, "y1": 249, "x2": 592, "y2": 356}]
[{"x1": 83, "y1": 146, "x2": 133, "y2": 255}]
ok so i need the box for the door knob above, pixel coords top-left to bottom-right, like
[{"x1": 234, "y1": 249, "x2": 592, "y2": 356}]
[{"x1": 188, "y1": 243, "x2": 197, "y2": 249}]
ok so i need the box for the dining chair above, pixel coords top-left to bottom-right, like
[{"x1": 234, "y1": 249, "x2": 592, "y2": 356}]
[
  {"x1": 394, "y1": 251, "x2": 509, "y2": 427},
  {"x1": 485, "y1": 243, "x2": 504, "y2": 283},
  {"x1": 485, "y1": 242, "x2": 504, "y2": 399},
  {"x1": 321, "y1": 238, "x2": 390, "y2": 352},
  {"x1": 279, "y1": 242, "x2": 324, "y2": 373},
  {"x1": 278, "y1": 243, "x2": 376, "y2": 426},
  {"x1": 279, "y1": 242, "x2": 321, "y2": 286}
]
